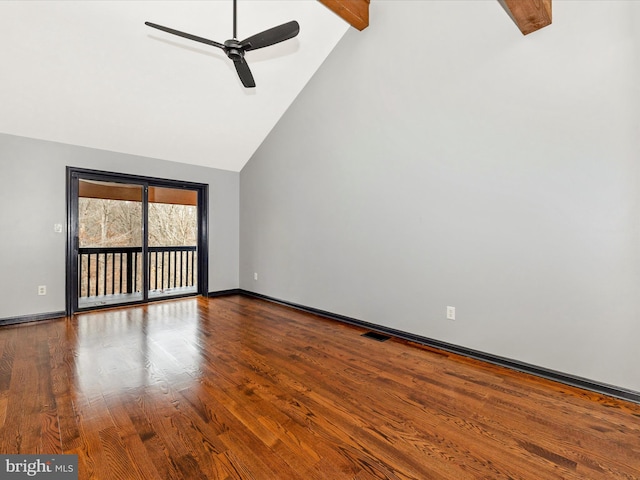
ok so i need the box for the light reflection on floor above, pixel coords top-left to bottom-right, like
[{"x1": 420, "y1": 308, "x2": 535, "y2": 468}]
[{"x1": 73, "y1": 299, "x2": 202, "y2": 398}]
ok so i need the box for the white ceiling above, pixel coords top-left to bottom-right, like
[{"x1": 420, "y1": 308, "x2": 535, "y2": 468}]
[{"x1": 0, "y1": 1, "x2": 349, "y2": 172}]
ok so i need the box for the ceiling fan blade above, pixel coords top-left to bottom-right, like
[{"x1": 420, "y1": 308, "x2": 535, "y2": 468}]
[
  {"x1": 233, "y1": 58, "x2": 256, "y2": 88},
  {"x1": 240, "y1": 21, "x2": 300, "y2": 51},
  {"x1": 145, "y1": 22, "x2": 225, "y2": 50}
]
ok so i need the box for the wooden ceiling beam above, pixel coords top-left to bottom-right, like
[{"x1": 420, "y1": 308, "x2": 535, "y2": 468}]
[
  {"x1": 79, "y1": 181, "x2": 197, "y2": 206},
  {"x1": 501, "y1": 0, "x2": 552, "y2": 35},
  {"x1": 317, "y1": 1, "x2": 552, "y2": 35},
  {"x1": 318, "y1": 0, "x2": 369, "y2": 31}
]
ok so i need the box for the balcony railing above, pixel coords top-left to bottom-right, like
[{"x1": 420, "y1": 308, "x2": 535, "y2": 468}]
[
  {"x1": 149, "y1": 246, "x2": 197, "y2": 292},
  {"x1": 78, "y1": 246, "x2": 197, "y2": 298}
]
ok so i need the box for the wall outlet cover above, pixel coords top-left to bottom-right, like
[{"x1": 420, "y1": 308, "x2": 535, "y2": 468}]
[{"x1": 446, "y1": 306, "x2": 455, "y2": 320}]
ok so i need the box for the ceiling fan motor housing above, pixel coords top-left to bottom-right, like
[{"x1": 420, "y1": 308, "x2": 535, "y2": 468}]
[{"x1": 224, "y1": 39, "x2": 245, "y2": 60}]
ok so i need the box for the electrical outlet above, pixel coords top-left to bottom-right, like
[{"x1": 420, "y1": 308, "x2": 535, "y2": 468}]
[
  {"x1": 38, "y1": 285, "x2": 47, "y2": 296},
  {"x1": 446, "y1": 306, "x2": 455, "y2": 320},
  {"x1": 54, "y1": 223, "x2": 63, "y2": 233},
  {"x1": 254, "y1": 272, "x2": 258, "y2": 281}
]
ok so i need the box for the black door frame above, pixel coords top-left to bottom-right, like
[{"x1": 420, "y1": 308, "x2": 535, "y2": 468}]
[{"x1": 66, "y1": 167, "x2": 208, "y2": 315}]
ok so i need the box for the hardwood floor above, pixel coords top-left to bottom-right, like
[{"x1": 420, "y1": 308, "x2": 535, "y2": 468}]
[{"x1": 1, "y1": 295, "x2": 639, "y2": 479}]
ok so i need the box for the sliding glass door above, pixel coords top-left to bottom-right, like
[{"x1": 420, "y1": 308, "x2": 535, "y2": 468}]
[
  {"x1": 77, "y1": 179, "x2": 144, "y2": 308},
  {"x1": 67, "y1": 168, "x2": 208, "y2": 314},
  {"x1": 148, "y1": 186, "x2": 199, "y2": 299}
]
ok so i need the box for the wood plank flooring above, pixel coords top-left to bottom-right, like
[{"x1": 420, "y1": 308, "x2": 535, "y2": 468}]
[{"x1": 1, "y1": 295, "x2": 639, "y2": 479}]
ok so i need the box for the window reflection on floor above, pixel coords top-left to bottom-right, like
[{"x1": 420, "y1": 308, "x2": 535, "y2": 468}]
[{"x1": 73, "y1": 299, "x2": 202, "y2": 396}]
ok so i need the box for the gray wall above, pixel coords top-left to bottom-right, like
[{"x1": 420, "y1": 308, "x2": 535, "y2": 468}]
[
  {"x1": 0, "y1": 133, "x2": 239, "y2": 318},
  {"x1": 241, "y1": 1, "x2": 640, "y2": 392}
]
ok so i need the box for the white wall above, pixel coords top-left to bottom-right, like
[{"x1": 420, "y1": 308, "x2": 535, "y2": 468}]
[
  {"x1": 241, "y1": 1, "x2": 640, "y2": 392},
  {"x1": 0, "y1": 133, "x2": 239, "y2": 318}
]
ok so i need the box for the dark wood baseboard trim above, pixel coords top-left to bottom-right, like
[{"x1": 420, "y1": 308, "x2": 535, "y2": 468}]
[
  {"x1": 0, "y1": 311, "x2": 67, "y2": 327},
  {"x1": 208, "y1": 289, "x2": 242, "y2": 298},
  {"x1": 239, "y1": 290, "x2": 640, "y2": 405}
]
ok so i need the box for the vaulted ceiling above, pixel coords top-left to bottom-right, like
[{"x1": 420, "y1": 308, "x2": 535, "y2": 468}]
[
  {"x1": 0, "y1": 1, "x2": 349, "y2": 172},
  {"x1": 0, "y1": 1, "x2": 552, "y2": 173}
]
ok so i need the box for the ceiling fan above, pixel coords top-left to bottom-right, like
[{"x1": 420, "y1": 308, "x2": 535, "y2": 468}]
[{"x1": 145, "y1": 0, "x2": 300, "y2": 88}]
